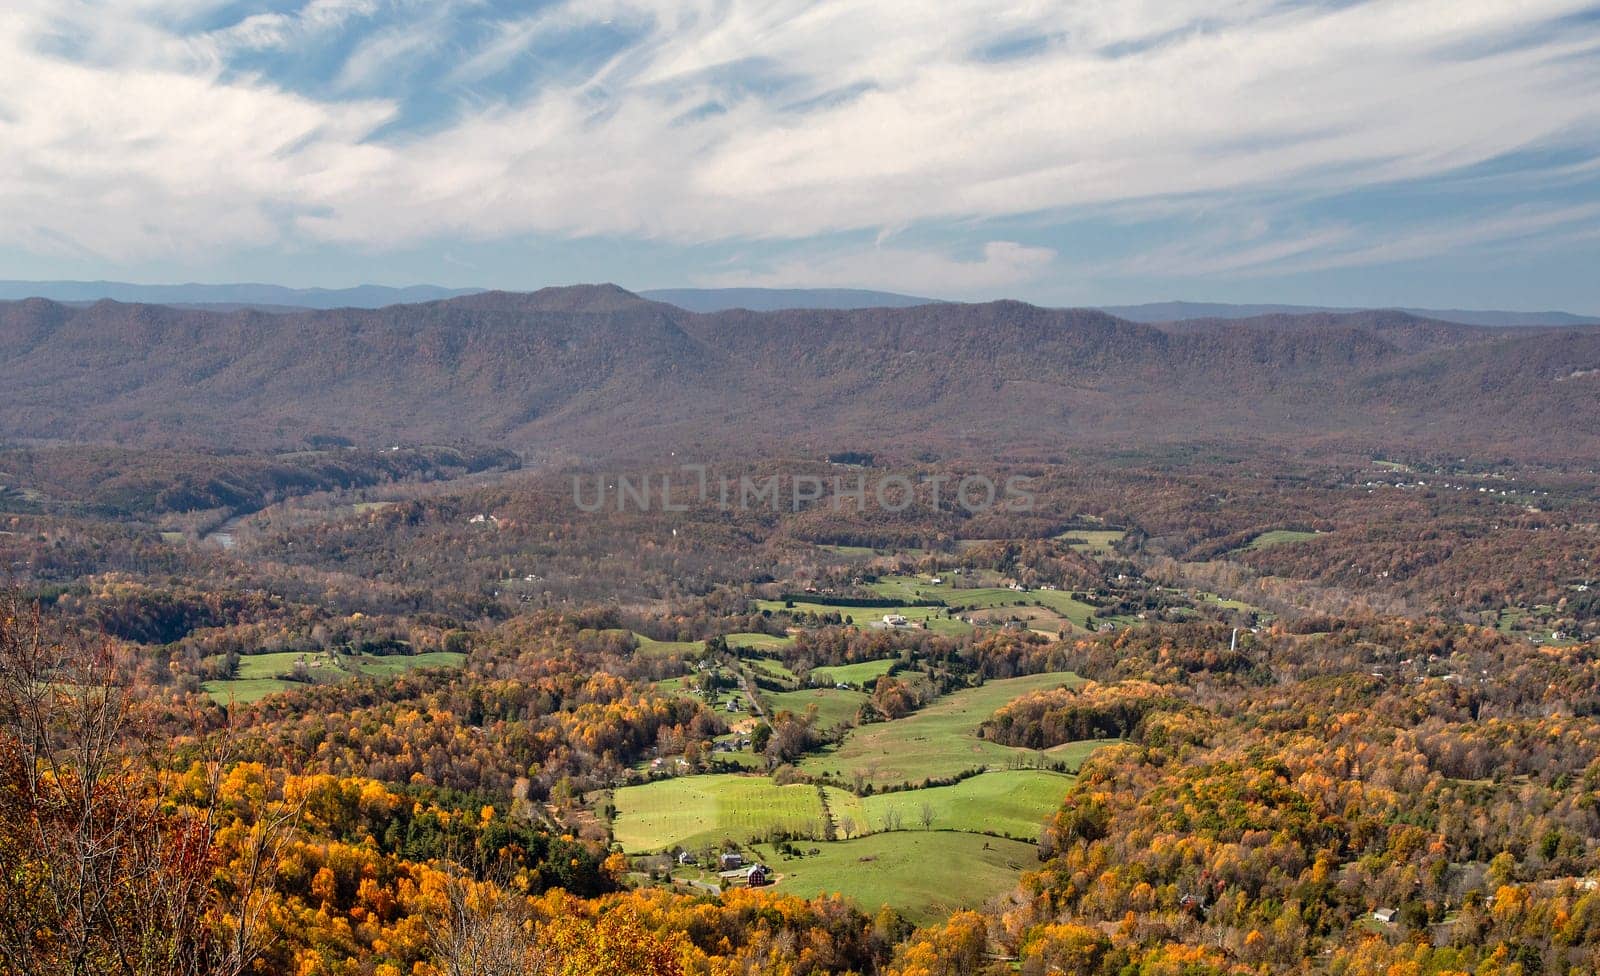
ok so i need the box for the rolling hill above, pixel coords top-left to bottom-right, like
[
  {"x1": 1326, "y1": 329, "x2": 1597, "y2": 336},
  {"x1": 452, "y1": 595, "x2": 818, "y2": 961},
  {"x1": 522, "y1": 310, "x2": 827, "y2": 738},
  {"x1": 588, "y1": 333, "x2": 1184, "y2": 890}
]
[{"x1": 3, "y1": 284, "x2": 1598, "y2": 460}]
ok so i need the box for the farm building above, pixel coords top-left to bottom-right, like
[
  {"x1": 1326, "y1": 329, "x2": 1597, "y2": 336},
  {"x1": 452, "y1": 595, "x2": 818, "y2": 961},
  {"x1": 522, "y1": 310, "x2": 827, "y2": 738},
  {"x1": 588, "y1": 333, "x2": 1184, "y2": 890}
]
[
  {"x1": 1372, "y1": 908, "x2": 1397, "y2": 924},
  {"x1": 718, "y1": 852, "x2": 744, "y2": 871},
  {"x1": 717, "y1": 864, "x2": 770, "y2": 887}
]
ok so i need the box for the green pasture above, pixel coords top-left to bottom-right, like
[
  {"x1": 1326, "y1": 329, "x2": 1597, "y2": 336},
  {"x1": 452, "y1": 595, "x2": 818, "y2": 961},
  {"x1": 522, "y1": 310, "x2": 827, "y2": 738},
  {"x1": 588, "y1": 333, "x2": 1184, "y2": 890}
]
[
  {"x1": 799, "y1": 671, "x2": 1090, "y2": 788},
  {"x1": 810, "y1": 658, "x2": 897, "y2": 687},
  {"x1": 754, "y1": 832, "x2": 1039, "y2": 925},
  {"x1": 1241, "y1": 529, "x2": 1320, "y2": 551},
  {"x1": 725, "y1": 632, "x2": 794, "y2": 651},
  {"x1": 825, "y1": 768, "x2": 1076, "y2": 841},
  {"x1": 610, "y1": 775, "x2": 827, "y2": 852},
  {"x1": 1056, "y1": 529, "x2": 1126, "y2": 558},
  {"x1": 765, "y1": 687, "x2": 869, "y2": 728},
  {"x1": 202, "y1": 650, "x2": 463, "y2": 703}
]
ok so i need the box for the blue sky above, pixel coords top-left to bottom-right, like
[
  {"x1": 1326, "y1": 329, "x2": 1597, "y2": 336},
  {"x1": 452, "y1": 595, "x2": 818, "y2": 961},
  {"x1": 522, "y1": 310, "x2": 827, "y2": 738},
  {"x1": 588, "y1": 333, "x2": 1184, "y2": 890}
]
[{"x1": 3, "y1": 0, "x2": 1599, "y2": 311}]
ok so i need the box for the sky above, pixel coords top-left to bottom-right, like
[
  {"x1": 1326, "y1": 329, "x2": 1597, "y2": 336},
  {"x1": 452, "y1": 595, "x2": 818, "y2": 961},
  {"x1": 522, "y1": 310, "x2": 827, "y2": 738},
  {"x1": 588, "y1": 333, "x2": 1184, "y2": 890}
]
[{"x1": 2, "y1": 0, "x2": 1600, "y2": 311}]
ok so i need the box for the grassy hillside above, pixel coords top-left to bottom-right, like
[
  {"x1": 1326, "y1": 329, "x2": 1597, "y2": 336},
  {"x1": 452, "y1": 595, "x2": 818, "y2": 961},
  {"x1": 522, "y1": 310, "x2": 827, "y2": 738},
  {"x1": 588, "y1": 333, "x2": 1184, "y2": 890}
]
[
  {"x1": 800, "y1": 672, "x2": 1091, "y2": 788},
  {"x1": 754, "y1": 832, "x2": 1039, "y2": 925},
  {"x1": 611, "y1": 776, "x2": 827, "y2": 852}
]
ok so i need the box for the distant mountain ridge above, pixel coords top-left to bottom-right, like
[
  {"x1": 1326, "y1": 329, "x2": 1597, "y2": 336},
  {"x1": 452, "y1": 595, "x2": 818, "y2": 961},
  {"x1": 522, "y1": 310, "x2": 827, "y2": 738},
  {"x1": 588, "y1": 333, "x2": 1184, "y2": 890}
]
[
  {"x1": 4, "y1": 284, "x2": 1599, "y2": 461},
  {"x1": 1100, "y1": 301, "x2": 1600, "y2": 328},
  {"x1": 0, "y1": 280, "x2": 483, "y2": 310},
  {"x1": 638, "y1": 287, "x2": 938, "y2": 312},
  {"x1": 3, "y1": 281, "x2": 1592, "y2": 326}
]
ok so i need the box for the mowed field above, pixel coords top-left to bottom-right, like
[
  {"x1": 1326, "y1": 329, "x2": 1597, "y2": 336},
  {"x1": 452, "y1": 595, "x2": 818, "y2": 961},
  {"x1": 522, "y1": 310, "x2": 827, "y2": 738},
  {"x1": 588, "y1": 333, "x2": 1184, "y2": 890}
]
[
  {"x1": 725, "y1": 632, "x2": 793, "y2": 651},
  {"x1": 766, "y1": 687, "x2": 869, "y2": 728},
  {"x1": 1241, "y1": 529, "x2": 1320, "y2": 550},
  {"x1": 203, "y1": 650, "x2": 465, "y2": 703},
  {"x1": 1056, "y1": 528, "x2": 1126, "y2": 558},
  {"x1": 744, "y1": 656, "x2": 797, "y2": 683},
  {"x1": 810, "y1": 658, "x2": 897, "y2": 687},
  {"x1": 755, "y1": 599, "x2": 972, "y2": 636},
  {"x1": 634, "y1": 634, "x2": 705, "y2": 657},
  {"x1": 611, "y1": 775, "x2": 827, "y2": 852},
  {"x1": 824, "y1": 769, "x2": 1076, "y2": 841},
  {"x1": 866, "y1": 576, "x2": 1100, "y2": 628},
  {"x1": 798, "y1": 671, "x2": 1091, "y2": 788},
  {"x1": 754, "y1": 832, "x2": 1039, "y2": 924}
]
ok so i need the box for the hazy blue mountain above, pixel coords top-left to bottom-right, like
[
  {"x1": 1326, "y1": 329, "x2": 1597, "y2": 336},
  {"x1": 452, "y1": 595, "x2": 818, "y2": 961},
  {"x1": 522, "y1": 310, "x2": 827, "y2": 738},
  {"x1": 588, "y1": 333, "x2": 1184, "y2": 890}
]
[
  {"x1": 1102, "y1": 301, "x2": 1600, "y2": 328},
  {"x1": 0, "y1": 280, "x2": 483, "y2": 309},
  {"x1": 8, "y1": 284, "x2": 1600, "y2": 462},
  {"x1": 1, "y1": 280, "x2": 1592, "y2": 326},
  {"x1": 639, "y1": 287, "x2": 939, "y2": 312}
]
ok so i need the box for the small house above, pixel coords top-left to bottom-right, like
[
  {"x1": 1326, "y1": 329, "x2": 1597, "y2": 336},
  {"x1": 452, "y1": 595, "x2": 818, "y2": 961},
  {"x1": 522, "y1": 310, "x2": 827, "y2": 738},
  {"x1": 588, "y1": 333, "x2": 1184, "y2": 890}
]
[
  {"x1": 1372, "y1": 908, "x2": 1397, "y2": 924},
  {"x1": 718, "y1": 852, "x2": 744, "y2": 871},
  {"x1": 677, "y1": 851, "x2": 696, "y2": 866},
  {"x1": 882, "y1": 613, "x2": 908, "y2": 627}
]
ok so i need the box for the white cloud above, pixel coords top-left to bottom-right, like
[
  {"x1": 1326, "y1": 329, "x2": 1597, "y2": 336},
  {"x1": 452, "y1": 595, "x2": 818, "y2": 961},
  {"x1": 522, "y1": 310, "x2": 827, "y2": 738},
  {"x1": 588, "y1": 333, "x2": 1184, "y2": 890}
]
[
  {"x1": 0, "y1": 4, "x2": 394, "y2": 261},
  {"x1": 2, "y1": 0, "x2": 1600, "y2": 272},
  {"x1": 696, "y1": 240, "x2": 1058, "y2": 296},
  {"x1": 204, "y1": 0, "x2": 380, "y2": 58},
  {"x1": 1108, "y1": 202, "x2": 1600, "y2": 280}
]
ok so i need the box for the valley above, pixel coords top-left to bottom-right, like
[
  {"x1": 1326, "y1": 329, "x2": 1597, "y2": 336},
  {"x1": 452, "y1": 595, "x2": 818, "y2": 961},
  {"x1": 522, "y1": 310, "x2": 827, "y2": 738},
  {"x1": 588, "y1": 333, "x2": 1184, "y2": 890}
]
[{"x1": 5, "y1": 294, "x2": 1600, "y2": 975}]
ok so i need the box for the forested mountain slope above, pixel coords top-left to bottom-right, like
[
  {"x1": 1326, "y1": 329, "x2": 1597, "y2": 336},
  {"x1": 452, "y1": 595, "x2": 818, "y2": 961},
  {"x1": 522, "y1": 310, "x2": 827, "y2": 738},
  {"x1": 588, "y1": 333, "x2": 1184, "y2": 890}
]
[{"x1": 4, "y1": 284, "x2": 1598, "y2": 459}]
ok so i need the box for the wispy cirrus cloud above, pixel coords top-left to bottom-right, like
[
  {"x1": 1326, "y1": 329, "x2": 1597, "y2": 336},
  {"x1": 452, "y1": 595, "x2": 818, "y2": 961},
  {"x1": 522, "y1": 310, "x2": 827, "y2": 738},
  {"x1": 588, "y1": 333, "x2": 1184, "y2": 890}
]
[
  {"x1": 2, "y1": 0, "x2": 1600, "y2": 302},
  {"x1": 698, "y1": 240, "x2": 1059, "y2": 293},
  {"x1": 1108, "y1": 202, "x2": 1600, "y2": 280}
]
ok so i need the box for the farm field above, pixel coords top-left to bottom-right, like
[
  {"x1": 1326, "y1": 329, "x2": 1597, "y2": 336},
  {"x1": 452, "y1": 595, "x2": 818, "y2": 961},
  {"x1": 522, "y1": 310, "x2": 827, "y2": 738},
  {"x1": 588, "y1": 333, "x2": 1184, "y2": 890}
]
[
  {"x1": 743, "y1": 656, "x2": 797, "y2": 682},
  {"x1": 1021, "y1": 590, "x2": 1099, "y2": 628},
  {"x1": 825, "y1": 768, "x2": 1076, "y2": 841},
  {"x1": 1192, "y1": 590, "x2": 1265, "y2": 615},
  {"x1": 765, "y1": 687, "x2": 868, "y2": 728},
  {"x1": 752, "y1": 832, "x2": 1039, "y2": 925},
  {"x1": 810, "y1": 658, "x2": 897, "y2": 687},
  {"x1": 634, "y1": 634, "x2": 705, "y2": 657},
  {"x1": 755, "y1": 599, "x2": 971, "y2": 636},
  {"x1": 202, "y1": 650, "x2": 465, "y2": 703},
  {"x1": 610, "y1": 775, "x2": 827, "y2": 852},
  {"x1": 350, "y1": 651, "x2": 466, "y2": 677},
  {"x1": 652, "y1": 675, "x2": 694, "y2": 697},
  {"x1": 1056, "y1": 528, "x2": 1126, "y2": 558},
  {"x1": 725, "y1": 632, "x2": 793, "y2": 651},
  {"x1": 867, "y1": 576, "x2": 1100, "y2": 628},
  {"x1": 582, "y1": 628, "x2": 704, "y2": 657},
  {"x1": 866, "y1": 576, "x2": 1019, "y2": 608},
  {"x1": 967, "y1": 604, "x2": 1079, "y2": 635},
  {"x1": 815, "y1": 544, "x2": 880, "y2": 557},
  {"x1": 799, "y1": 672, "x2": 1090, "y2": 788},
  {"x1": 201, "y1": 651, "x2": 341, "y2": 703},
  {"x1": 1241, "y1": 529, "x2": 1320, "y2": 550}
]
